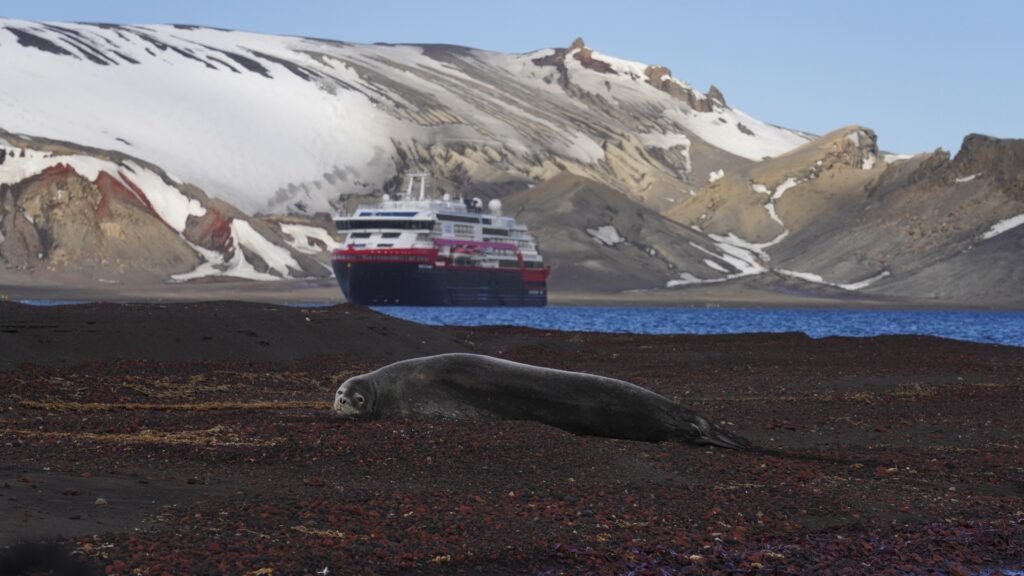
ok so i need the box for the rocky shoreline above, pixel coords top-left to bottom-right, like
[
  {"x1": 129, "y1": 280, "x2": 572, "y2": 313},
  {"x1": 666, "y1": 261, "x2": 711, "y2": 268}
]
[{"x1": 1, "y1": 302, "x2": 1022, "y2": 574}]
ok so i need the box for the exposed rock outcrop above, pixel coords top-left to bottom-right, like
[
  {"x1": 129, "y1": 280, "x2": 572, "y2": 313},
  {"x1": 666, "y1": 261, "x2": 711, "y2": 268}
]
[
  {"x1": 0, "y1": 132, "x2": 337, "y2": 284},
  {"x1": 0, "y1": 162, "x2": 199, "y2": 280},
  {"x1": 643, "y1": 65, "x2": 716, "y2": 112},
  {"x1": 952, "y1": 134, "x2": 1024, "y2": 201}
]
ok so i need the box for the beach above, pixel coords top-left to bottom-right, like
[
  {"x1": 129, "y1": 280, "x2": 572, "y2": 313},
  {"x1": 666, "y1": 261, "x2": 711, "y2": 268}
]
[{"x1": 1, "y1": 301, "x2": 1022, "y2": 574}]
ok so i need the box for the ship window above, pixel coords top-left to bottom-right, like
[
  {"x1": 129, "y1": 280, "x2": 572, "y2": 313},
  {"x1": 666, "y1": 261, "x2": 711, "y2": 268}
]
[
  {"x1": 482, "y1": 218, "x2": 492, "y2": 225},
  {"x1": 348, "y1": 232, "x2": 371, "y2": 239},
  {"x1": 337, "y1": 219, "x2": 434, "y2": 230},
  {"x1": 381, "y1": 232, "x2": 401, "y2": 238},
  {"x1": 377, "y1": 243, "x2": 394, "y2": 248},
  {"x1": 482, "y1": 227, "x2": 508, "y2": 236},
  {"x1": 436, "y1": 214, "x2": 480, "y2": 224}
]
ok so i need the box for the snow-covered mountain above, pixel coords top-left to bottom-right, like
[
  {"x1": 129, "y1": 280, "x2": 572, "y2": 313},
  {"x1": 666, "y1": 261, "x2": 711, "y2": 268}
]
[{"x1": 0, "y1": 20, "x2": 809, "y2": 215}]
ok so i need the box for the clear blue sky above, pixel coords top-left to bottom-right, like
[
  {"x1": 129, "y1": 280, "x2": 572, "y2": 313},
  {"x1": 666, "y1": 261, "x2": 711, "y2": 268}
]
[{"x1": 4, "y1": 0, "x2": 1020, "y2": 154}]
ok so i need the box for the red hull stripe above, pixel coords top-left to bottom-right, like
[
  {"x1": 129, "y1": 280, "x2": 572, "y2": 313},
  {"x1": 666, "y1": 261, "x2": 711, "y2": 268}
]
[
  {"x1": 522, "y1": 269, "x2": 549, "y2": 282},
  {"x1": 332, "y1": 248, "x2": 548, "y2": 280}
]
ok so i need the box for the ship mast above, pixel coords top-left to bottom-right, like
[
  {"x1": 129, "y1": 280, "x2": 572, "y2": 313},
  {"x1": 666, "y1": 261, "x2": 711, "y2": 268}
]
[{"x1": 404, "y1": 172, "x2": 430, "y2": 201}]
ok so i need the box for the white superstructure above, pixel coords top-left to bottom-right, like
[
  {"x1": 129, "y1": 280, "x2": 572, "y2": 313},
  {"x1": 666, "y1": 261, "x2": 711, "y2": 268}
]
[{"x1": 335, "y1": 173, "x2": 544, "y2": 269}]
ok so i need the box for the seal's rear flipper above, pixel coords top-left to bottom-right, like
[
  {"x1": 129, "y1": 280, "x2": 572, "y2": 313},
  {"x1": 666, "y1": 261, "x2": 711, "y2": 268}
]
[
  {"x1": 678, "y1": 414, "x2": 753, "y2": 450},
  {"x1": 699, "y1": 426, "x2": 753, "y2": 450}
]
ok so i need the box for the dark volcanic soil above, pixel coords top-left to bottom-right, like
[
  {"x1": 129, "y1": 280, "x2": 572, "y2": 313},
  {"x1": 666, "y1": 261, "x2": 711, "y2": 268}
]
[{"x1": 1, "y1": 302, "x2": 1022, "y2": 575}]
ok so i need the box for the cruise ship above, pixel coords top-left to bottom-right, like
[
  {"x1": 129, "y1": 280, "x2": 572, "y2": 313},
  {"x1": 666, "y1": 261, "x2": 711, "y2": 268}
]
[{"x1": 332, "y1": 173, "x2": 548, "y2": 306}]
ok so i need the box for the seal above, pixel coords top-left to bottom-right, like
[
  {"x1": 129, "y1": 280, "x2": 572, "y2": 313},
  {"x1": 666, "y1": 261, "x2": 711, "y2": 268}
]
[{"x1": 333, "y1": 353, "x2": 750, "y2": 450}]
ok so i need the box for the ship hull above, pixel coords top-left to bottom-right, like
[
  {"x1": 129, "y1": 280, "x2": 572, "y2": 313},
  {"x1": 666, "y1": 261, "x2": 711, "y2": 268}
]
[{"x1": 332, "y1": 259, "x2": 547, "y2": 307}]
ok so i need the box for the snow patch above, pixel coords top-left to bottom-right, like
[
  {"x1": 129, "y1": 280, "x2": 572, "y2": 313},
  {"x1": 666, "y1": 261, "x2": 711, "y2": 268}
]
[
  {"x1": 777, "y1": 268, "x2": 890, "y2": 291},
  {"x1": 666, "y1": 272, "x2": 711, "y2": 287},
  {"x1": 709, "y1": 230, "x2": 789, "y2": 264},
  {"x1": 752, "y1": 178, "x2": 799, "y2": 226},
  {"x1": 586, "y1": 225, "x2": 624, "y2": 246},
  {"x1": 708, "y1": 169, "x2": 724, "y2": 183},
  {"x1": 839, "y1": 271, "x2": 890, "y2": 291},
  {"x1": 956, "y1": 173, "x2": 980, "y2": 183},
  {"x1": 0, "y1": 148, "x2": 119, "y2": 186},
  {"x1": 702, "y1": 259, "x2": 728, "y2": 273},
  {"x1": 862, "y1": 153, "x2": 876, "y2": 170},
  {"x1": 980, "y1": 213, "x2": 1024, "y2": 241},
  {"x1": 172, "y1": 219, "x2": 303, "y2": 282},
  {"x1": 776, "y1": 269, "x2": 825, "y2": 283},
  {"x1": 231, "y1": 219, "x2": 301, "y2": 277},
  {"x1": 884, "y1": 153, "x2": 914, "y2": 164},
  {"x1": 280, "y1": 223, "x2": 343, "y2": 254},
  {"x1": 773, "y1": 177, "x2": 800, "y2": 200},
  {"x1": 121, "y1": 161, "x2": 206, "y2": 232},
  {"x1": 666, "y1": 105, "x2": 810, "y2": 161},
  {"x1": 764, "y1": 202, "x2": 783, "y2": 226}
]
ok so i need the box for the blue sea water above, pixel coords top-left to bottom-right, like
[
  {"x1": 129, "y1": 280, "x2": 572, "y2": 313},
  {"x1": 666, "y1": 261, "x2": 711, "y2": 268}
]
[{"x1": 372, "y1": 306, "x2": 1024, "y2": 348}]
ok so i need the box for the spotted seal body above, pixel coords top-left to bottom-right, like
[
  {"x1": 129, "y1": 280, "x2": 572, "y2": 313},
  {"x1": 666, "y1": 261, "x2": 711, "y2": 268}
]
[{"x1": 333, "y1": 353, "x2": 750, "y2": 450}]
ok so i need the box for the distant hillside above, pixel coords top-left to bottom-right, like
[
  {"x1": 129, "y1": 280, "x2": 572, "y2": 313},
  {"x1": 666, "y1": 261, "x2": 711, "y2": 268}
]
[{"x1": 502, "y1": 172, "x2": 728, "y2": 292}]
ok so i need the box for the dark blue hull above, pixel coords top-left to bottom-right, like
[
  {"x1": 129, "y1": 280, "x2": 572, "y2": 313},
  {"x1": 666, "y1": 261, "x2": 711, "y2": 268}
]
[{"x1": 332, "y1": 260, "x2": 547, "y2": 307}]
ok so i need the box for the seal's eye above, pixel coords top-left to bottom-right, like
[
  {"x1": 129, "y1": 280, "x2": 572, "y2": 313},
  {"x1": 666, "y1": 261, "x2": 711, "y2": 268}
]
[{"x1": 353, "y1": 393, "x2": 365, "y2": 407}]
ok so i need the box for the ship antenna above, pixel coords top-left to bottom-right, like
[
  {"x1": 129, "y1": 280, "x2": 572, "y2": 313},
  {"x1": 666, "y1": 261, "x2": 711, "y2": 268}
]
[{"x1": 419, "y1": 173, "x2": 426, "y2": 200}]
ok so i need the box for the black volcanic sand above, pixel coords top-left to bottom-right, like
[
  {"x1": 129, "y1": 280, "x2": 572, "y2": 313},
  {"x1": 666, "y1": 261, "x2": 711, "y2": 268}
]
[
  {"x1": 0, "y1": 301, "x2": 468, "y2": 369},
  {"x1": 0, "y1": 303, "x2": 1022, "y2": 575}
]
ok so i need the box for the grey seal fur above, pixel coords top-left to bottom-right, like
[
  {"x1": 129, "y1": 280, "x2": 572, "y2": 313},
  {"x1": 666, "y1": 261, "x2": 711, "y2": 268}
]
[{"x1": 333, "y1": 353, "x2": 750, "y2": 450}]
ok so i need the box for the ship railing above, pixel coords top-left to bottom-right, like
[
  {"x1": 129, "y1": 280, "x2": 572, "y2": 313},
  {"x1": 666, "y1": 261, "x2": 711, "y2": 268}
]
[{"x1": 350, "y1": 199, "x2": 471, "y2": 212}]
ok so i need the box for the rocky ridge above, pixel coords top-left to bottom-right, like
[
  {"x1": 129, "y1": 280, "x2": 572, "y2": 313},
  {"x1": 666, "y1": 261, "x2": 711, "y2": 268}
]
[
  {"x1": 657, "y1": 128, "x2": 1024, "y2": 304},
  {"x1": 0, "y1": 132, "x2": 336, "y2": 284}
]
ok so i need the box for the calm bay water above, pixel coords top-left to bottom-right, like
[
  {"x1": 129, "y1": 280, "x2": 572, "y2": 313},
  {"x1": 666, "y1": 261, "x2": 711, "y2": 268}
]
[{"x1": 372, "y1": 306, "x2": 1024, "y2": 347}]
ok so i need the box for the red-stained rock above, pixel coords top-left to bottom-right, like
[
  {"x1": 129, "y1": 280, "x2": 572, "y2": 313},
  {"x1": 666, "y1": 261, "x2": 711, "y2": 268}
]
[{"x1": 183, "y1": 203, "x2": 233, "y2": 253}]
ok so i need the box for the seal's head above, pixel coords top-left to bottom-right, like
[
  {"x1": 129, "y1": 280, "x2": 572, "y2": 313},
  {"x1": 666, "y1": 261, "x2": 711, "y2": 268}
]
[{"x1": 333, "y1": 375, "x2": 376, "y2": 418}]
